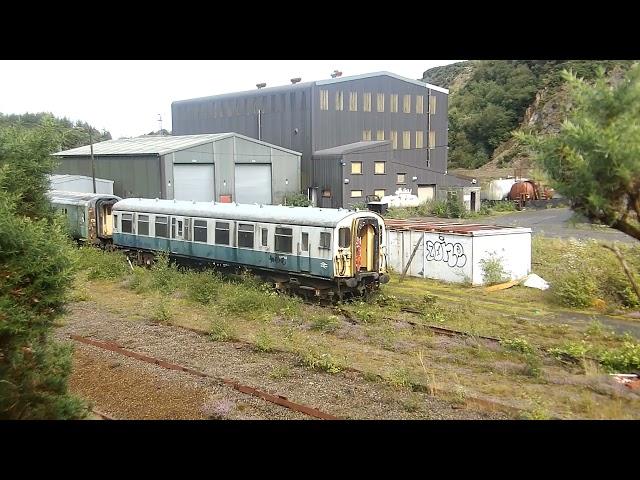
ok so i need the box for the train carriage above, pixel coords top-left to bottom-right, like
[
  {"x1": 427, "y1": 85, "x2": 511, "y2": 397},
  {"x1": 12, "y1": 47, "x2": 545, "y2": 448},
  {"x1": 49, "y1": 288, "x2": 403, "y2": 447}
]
[
  {"x1": 112, "y1": 199, "x2": 389, "y2": 298},
  {"x1": 47, "y1": 190, "x2": 121, "y2": 245}
]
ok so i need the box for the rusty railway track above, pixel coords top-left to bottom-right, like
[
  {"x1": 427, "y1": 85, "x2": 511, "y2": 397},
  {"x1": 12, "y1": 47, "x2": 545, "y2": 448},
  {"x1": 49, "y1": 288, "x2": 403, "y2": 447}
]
[{"x1": 70, "y1": 334, "x2": 339, "y2": 420}]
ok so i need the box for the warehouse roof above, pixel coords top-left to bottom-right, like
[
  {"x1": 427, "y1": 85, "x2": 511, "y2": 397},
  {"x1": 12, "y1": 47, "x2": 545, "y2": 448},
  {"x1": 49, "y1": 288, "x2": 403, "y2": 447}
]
[
  {"x1": 52, "y1": 133, "x2": 301, "y2": 157},
  {"x1": 172, "y1": 71, "x2": 448, "y2": 106},
  {"x1": 313, "y1": 141, "x2": 390, "y2": 156},
  {"x1": 113, "y1": 198, "x2": 377, "y2": 228}
]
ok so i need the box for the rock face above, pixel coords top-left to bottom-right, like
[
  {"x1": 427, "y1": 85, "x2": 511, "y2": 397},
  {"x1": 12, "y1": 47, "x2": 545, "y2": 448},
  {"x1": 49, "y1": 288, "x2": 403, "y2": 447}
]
[{"x1": 421, "y1": 60, "x2": 636, "y2": 172}]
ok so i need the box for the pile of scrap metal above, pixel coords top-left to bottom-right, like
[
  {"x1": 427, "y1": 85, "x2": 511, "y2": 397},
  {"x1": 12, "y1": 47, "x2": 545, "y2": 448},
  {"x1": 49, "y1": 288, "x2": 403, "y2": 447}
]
[
  {"x1": 508, "y1": 180, "x2": 555, "y2": 210},
  {"x1": 610, "y1": 374, "x2": 640, "y2": 390}
]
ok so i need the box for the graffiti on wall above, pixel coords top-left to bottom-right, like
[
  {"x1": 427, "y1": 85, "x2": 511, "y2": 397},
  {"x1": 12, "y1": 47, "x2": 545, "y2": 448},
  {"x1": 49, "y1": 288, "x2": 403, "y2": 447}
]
[{"x1": 425, "y1": 235, "x2": 467, "y2": 268}]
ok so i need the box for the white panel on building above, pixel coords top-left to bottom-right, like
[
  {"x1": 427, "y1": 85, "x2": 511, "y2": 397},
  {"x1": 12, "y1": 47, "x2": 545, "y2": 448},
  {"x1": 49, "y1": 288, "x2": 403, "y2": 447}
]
[
  {"x1": 235, "y1": 164, "x2": 272, "y2": 204},
  {"x1": 49, "y1": 174, "x2": 114, "y2": 195},
  {"x1": 173, "y1": 164, "x2": 215, "y2": 201},
  {"x1": 417, "y1": 185, "x2": 436, "y2": 203}
]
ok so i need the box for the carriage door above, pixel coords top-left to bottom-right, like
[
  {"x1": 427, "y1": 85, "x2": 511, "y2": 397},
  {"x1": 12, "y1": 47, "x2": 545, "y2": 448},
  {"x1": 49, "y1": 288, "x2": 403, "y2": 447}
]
[
  {"x1": 353, "y1": 218, "x2": 379, "y2": 272},
  {"x1": 171, "y1": 216, "x2": 185, "y2": 251},
  {"x1": 299, "y1": 231, "x2": 310, "y2": 272}
]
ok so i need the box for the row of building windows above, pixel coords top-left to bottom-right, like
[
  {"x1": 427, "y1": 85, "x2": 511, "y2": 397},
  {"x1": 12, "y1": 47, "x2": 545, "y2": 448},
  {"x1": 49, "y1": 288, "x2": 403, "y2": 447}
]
[
  {"x1": 320, "y1": 90, "x2": 437, "y2": 114},
  {"x1": 362, "y1": 130, "x2": 436, "y2": 149},
  {"x1": 351, "y1": 161, "x2": 386, "y2": 175},
  {"x1": 118, "y1": 213, "x2": 343, "y2": 252},
  {"x1": 350, "y1": 189, "x2": 388, "y2": 199}
]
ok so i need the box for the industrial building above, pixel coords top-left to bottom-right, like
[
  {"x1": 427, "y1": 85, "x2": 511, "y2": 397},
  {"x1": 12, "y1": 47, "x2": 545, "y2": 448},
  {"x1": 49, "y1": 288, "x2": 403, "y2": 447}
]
[
  {"x1": 171, "y1": 71, "x2": 475, "y2": 208},
  {"x1": 53, "y1": 133, "x2": 301, "y2": 204}
]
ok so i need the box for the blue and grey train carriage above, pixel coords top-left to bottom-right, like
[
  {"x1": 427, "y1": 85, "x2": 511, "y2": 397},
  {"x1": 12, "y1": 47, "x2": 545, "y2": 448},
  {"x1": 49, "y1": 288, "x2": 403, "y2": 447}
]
[
  {"x1": 48, "y1": 190, "x2": 121, "y2": 246},
  {"x1": 112, "y1": 199, "x2": 389, "y2": 298}
]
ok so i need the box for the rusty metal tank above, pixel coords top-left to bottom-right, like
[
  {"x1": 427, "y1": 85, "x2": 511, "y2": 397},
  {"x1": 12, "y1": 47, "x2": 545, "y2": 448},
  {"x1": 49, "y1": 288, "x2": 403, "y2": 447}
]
[{"x1": 508, "y1": 180, "x2": 537, "y2": 200}]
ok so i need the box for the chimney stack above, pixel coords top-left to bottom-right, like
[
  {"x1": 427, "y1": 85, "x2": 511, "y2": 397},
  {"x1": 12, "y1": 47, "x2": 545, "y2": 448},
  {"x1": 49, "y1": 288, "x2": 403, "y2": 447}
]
[
  {"x1": 290, "y1": 77, "x2": 301, "y2": 84},
  {"x1": 256, "y1": 82, "x2": 267, "y2": 89}
]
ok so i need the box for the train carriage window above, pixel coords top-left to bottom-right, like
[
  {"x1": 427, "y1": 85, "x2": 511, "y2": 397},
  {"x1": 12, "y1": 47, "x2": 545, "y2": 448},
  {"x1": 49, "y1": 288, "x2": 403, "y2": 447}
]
[
  {"x1": 113, "y1": 214, "x2": 118, "y2": 231},
  {"x1": 121, "y1": 213, "x2": 133, "y2": 234},
  {"x1": 275, "y1": 227, "x2": 293, "y2": 253},
  {"x1": 238, "y1": 223, "x2": 255, "y2": 249},
  {"x1": 339, "y1": 228, "x2": 351, "y2": 248},
  {"x1": 155, "y1": 216, "x2": 168, "y2": 238},
  {"x1": 319, "y1": 232, "x2": 331, "y2": 249},
  {"x1": 193, "y1": 220, "x2": 207, "y2": 243},
  {"x1": 138, "y1": 215, "x2": 149, "y2": 236},
  {"x1": 261, "y1": 228, "x2": 268, "y2": 247},
  {"x1": 215, "y1": 222, "x2": 230, "y2": 245},
  {"x1": 301, "y1": 232, "x2": 309, "y2": 252}
]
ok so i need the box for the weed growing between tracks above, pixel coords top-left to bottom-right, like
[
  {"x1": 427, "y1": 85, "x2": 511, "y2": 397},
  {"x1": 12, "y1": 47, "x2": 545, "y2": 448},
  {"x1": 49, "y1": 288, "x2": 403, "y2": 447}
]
[{"x1": 69, "y1": 246, "x2": 640, "y2": 419}]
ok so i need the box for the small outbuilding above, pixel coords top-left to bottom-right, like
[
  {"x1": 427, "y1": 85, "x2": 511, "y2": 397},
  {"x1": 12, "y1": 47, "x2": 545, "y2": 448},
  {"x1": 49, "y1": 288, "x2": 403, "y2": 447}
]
[
  {"x1": 436, "y1": 185, "x2": 481, "y2": 212},
  {"x1": 53, "y1": 134, "x2": 301, "y2": 205}
]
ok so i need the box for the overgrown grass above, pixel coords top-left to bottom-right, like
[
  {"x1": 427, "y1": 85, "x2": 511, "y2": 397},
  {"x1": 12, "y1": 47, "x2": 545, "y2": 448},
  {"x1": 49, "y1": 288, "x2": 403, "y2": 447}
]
[
  {"x1": 532, "y1": 237, "x2": 640, "y2": 310},
  {"x1": 74, "y1": 246, "x2": 129, "y2": 280}
]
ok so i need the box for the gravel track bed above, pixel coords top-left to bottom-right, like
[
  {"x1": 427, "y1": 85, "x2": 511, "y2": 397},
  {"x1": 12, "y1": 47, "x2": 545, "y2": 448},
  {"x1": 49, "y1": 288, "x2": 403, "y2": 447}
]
[{"x1": 57, "y1": 301, "x2": 509, "y2": 420}]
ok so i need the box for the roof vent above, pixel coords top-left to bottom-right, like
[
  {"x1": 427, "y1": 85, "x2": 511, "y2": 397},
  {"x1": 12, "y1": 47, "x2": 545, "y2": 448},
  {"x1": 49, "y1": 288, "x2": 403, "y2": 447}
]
[
  {"x1": 330, "y1": 70, "x2": 342, "y2": 78},
  {"x1": 256, "y1": 83, "x2": 267, "y2": 89},
  {"x1": 290, "y1": 77, "x2": 301, "y2": 84}
]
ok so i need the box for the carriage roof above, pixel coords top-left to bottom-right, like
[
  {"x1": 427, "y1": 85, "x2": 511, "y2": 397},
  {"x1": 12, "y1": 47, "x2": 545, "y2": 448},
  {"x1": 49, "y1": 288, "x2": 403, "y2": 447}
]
[
  {"x1": 47, "y1": 190, "x2": 120, "y2": 207},
  {"x1": 113, "y1": 198, "x2": 380, "y2": 228}
]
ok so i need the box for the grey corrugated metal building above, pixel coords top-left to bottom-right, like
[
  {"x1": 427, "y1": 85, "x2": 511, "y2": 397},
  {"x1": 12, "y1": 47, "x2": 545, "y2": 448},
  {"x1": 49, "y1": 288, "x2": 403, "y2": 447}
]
[
  {"x1": 53, "y1": 133, "x2": 301, "y2": 204},
  {"x1": 172, "y1": 71, "x2": 474, "y2": 208}
]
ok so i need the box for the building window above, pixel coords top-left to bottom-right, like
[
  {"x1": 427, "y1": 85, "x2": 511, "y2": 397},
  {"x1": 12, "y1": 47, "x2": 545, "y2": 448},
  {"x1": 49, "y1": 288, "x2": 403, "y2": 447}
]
[
  {"x1": 320, "y1": 90, "x2": 329, "y2": 110},
  {"x1": 374, "y1": 189, "x2": 386, "y2": 199},
  {"x1": 193, "y1": 219, "x2": 207, "y2": 243},
  {"x1": 374, "y1": 162, "x2": 386, "y2": 174},
  {"x1": 238, "y1": 223, "x2": 254, "y2": 249},
  {"x1": 275, "y1": 227, "x2": 293, "y2": 253},
  {"x1": 121, "y1": 213, "x2": 133, "y2": 234},
  {"x1": 351, "y1": 190, "x2": 363, "y2": 198},
  {"x1": 403, "y1": 131, "x2": 411, "y2": 150},
  {"x1": 215, "y1": 221, "x2": 230, "y2": 245},
  {"x1": 403, "y1": 94, "x2": 411, "y2": 113},
  {"x1": 351, "y1": 161, "x2": 362, "y2": 174},
  {"x1": 154, "y1": 215, "x2": 168, "y2": 238},
  {"x1": 390, "y1": 94, "x2": 398, "y2": 113},
  {"x1": 301, "y1": 232, "x2": 309, "y2": 251},
  {"x1": 137, "y1": 214, "x2": 149, "y2": 236},
  {"x1": 362, "y1": 129, "x2": 372, "y2": 141},
  {"x1": 429, "y1": 130, "x2": 436, "y2": 149},
  {"x1": 319, "y1": 232, "x2": 331, "y2": 249},
  {"x1": 363, "y1": 92, "x2": 371, "y2": 112},
  {"x1": 397, "y1": 173, "x2": 406, "y2": 184},
  {"x1": 429, "y1": 95, "x2": 437, "y2": 114},
  {"x1": 261, "y1": 228, "x2": 268, "y2": 247},
  {"x1": 416, "y1": 131, "x2": 424, "y2": 149},
  {"x1": 416, "y1": 95, "x2": 424, "y2": 114},
  {"x1": 376, "y1": 130, "x2": 384, "y2": 141},
  {"x1": 338, "y1": 227, "x2": 351, "y2": 248},
  {"x1": 335, "y1": 91, "x2": 343, "y2": 111},
  {"x1": 322, "y1": 189, "x2": 331, "y2": 197},
  {"x1": 390, "y1": 131, "x2": 398, "y2": 150},
  {"x1": 349, "y1": 92, "x2": 357, "y2": 111},
  {"x1": 376, "y1": 93, "x2": 384, "y2": 112}
]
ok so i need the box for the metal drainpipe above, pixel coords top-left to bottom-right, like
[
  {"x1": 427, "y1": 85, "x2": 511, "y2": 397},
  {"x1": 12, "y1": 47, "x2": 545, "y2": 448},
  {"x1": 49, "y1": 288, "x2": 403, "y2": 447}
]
[
  {"x1": 427, "y1": 89, "x2": 431, "y2": 168},
  {"x1": 258, "y1": 109, "x2": 262, "y2": 141}
]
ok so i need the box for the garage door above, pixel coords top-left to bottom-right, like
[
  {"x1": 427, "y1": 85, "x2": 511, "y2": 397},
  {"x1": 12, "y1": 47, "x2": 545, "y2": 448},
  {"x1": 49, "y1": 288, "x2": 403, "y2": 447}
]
[
  {"x1": 173, "y1": 164, "x2": 215, "y2": 202},
  {"x1": 235, "y1": 164, "x2": 272, "y2": 204},
  {"x1": 417, "y1": 185, "x2": 436, "y2": 204}
]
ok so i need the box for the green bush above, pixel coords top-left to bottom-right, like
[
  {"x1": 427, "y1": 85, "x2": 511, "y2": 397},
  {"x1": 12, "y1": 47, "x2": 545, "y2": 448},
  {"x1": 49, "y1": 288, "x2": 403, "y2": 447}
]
[
  {"x1": 149, "y1": 252, "x2": 180, "y2": 293},
  {"x1": 254, "y1": 330, "x2": 275, "y2": 353},
  {"x1": 500, "y1": 337, "x2": 536, "y2": 355},
  {"x1": 283, "y1": 193, "x2": 311, "y2": 207},
  {"x1": 309, "y1": 314, "x2": 341, "y2": 333},
  {"x1": 184, "y1": 270, "x2": 223, "y2": 305},
  {"x1": 490, "y1": 200, "x2": 517, "y2": 212},
  {"x1": 480, "y1": 254, "x2": 510, "y2": 285},
  {"x1": 300, "y1": 350, "x2": 342, "y2": 374},
  {"x1": 598, "y1": 341, "x2": 640, "y2": 373},
  {"x1": 548, "y1": 341, "x2": 591, "y2": 362},
  {"x1": 75, "y1": 246, "x2": 129, "y2": 280},
  {"x1": 210, "y1": 317, "x2": 236, "y2": 342},
  {"x1": 553, "y1": 271, "x2": 598, "y2": 308}
]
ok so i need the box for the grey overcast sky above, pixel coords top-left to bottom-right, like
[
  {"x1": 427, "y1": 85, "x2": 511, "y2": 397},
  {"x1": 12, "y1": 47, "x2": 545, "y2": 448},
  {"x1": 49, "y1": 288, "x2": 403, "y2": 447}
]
[{"x1": 0, "y1": 60, "x2": 462, "y2": 140}]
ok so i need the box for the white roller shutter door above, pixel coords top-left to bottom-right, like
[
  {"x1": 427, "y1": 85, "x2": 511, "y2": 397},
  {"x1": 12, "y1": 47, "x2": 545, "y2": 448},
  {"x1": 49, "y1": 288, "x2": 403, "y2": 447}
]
[
  {"x1": 235, "y1": 164, "x2": 272, "y2": 204},
  {"x1": 418, "y1": 185, "x2": 436, "y2": 204},
  {"x1": 173, "y1": 164, "x2": 215, "y2": 202}
]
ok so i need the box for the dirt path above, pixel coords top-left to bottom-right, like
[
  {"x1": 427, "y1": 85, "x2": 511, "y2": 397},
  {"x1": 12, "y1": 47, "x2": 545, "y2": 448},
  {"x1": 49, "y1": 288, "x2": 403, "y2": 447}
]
[{"x1": 57, "y1": 301, "x2": 508, "y2": 420}]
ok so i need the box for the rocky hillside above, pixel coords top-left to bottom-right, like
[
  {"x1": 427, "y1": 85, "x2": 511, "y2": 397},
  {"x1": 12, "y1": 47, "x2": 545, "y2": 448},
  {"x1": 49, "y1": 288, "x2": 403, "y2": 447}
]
[{"x1": 422, "y1": 60, "x2": 635, "y2": 174}]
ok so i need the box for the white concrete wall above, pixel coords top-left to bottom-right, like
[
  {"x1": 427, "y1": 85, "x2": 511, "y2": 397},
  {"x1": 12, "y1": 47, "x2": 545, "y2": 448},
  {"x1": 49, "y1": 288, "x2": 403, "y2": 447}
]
[
  {"x1": 386, "y1": 228, "x2": 531, "y2": 285},
  {"x1": 50, "y1": 176, "x2": 113, "y2": 195},
  {"x1": 471, "y1": 233, "x2": 531, "y2": 285}
]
